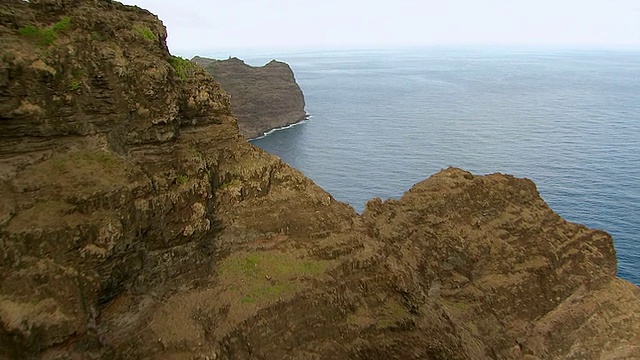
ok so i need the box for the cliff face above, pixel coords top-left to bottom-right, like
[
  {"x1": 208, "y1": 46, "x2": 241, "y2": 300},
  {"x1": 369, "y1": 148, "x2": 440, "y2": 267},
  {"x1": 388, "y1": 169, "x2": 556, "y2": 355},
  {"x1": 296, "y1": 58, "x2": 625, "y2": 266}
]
[
  {"x1": 193, "y1": 56, "x2": 307, "y2": 139},
  {"x1": 0, "y1": 1, "x2": 638, "y2": 359},
  {"x1": 0, "y1": 1, "x2": 352, "y2": 358}
]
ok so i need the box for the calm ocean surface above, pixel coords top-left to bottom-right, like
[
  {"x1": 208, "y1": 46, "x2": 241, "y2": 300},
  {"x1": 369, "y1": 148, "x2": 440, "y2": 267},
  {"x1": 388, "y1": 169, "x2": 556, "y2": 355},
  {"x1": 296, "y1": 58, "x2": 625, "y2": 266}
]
[{"x1": 206, "y1": 47, "x2": 640, "y2": 285}]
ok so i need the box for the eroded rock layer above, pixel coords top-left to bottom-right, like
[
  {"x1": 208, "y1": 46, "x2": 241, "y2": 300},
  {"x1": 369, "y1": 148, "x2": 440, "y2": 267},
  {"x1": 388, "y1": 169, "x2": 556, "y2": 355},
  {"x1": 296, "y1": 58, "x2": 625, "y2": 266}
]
[{"x1": 0, "y1": 1, "x2": 638, "y2": 359}]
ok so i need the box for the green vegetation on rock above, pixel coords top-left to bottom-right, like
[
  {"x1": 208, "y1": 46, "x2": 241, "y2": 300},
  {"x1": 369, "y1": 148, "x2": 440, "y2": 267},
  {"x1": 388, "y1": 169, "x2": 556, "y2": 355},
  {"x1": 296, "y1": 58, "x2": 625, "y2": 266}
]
[
  {"x1": 133, "y1": 25, "x2": 156, "y2": 41},
  {"x1": 19, "y1": 24, "x2": 56, "y2": 46},
  {"x1": 18, "y1": 16, "x2": 71, "y2": 47},
  {"x1": 69, "y1": 80, "x2": 81, "y2": 91},
  {"x1": 219, "y1": 251, "x2": 329, "y2": 304},
  {"x1": 52, "y1": 16, "x2": 71, "y2": 32},
  {"x1": 169, "y1": 55, "x2": 194, "y2": 80},
  {"x1": 67, "y1": 68, "x2": 84, "y2": 92}
]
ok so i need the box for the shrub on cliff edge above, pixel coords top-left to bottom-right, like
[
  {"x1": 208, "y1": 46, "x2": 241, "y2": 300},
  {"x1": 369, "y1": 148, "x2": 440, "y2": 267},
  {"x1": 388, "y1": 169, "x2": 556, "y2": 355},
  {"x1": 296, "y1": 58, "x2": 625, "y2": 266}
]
[
  {"x1": 18, "y1": 16, "x2": 71, "y2": 47},
  {"x1": 169, "y1": 56, "x2": 194, "y2": 80},
  {"x1": 133, "y1": 25, "x2": 156, "y2": 41}
]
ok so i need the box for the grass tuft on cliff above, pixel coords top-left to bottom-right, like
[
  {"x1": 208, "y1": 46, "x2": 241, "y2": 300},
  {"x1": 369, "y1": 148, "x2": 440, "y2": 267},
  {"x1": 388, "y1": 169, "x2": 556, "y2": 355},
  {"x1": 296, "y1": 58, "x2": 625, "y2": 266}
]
[
  {"x1": 219, "y1": 251, "x2": 329, "y2": 304},
  {"x1": 18, "y1": 16, "x2": 71, "y2": 47},
  {"x1": 169, "y1": 55, "x2": 194, "y2": 80},
  {"x1": 133, "y1": 25, "x2": 156, "y2": 41}
]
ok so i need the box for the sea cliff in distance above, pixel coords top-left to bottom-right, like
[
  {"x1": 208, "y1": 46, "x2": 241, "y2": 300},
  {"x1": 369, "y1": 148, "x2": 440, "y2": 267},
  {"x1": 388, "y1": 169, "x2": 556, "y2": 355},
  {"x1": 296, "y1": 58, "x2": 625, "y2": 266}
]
[{"x1": 193, "y1": 56, "x2": 307, "y2": 139}]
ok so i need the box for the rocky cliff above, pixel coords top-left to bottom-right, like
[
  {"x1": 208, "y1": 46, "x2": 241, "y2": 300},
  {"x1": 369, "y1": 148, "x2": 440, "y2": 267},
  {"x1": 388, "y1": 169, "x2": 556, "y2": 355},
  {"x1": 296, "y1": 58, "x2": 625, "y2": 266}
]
[
  {"x1": 0, "y1": 1, "x2": 638, "y2": 359},
  {"x1": 192, "y1": 56, "x2": 307, "y2": 139}
]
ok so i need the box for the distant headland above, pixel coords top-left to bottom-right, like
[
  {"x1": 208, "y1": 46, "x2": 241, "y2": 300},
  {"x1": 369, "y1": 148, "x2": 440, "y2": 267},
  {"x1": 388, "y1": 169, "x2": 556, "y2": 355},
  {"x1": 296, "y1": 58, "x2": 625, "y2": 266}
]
[{"x1": 193, "y1": 56, "x2": 308, "y2": 139}]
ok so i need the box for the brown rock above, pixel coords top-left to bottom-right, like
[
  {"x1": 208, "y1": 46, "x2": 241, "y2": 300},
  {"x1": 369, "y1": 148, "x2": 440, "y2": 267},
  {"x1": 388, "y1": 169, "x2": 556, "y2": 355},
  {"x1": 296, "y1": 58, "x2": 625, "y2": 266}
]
[{"x1": 193, "y1": 56, "x2": 308, "y2": 139}]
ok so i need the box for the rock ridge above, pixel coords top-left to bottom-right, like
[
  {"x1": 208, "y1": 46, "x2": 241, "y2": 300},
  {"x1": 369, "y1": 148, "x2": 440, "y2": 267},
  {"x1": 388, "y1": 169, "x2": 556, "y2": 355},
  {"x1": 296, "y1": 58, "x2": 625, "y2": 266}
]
[{"x1": 0, "y1": 1, "x2": 638, "y2": 359}]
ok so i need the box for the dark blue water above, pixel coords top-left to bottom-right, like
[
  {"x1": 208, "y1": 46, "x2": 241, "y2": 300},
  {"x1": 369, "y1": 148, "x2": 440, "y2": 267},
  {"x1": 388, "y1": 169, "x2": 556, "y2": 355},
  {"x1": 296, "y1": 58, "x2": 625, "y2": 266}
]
[{"x1": 206, "y1": 47, "x2": 640, "y2": 285}]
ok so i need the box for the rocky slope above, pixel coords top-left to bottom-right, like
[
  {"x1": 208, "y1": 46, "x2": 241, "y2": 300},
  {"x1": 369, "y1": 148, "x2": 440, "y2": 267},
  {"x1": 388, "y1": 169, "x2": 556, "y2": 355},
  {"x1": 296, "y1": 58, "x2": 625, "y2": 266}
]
[
  {"x1": 0, "y1": 1, "x2": 638, "y2": 359},
  {"x1": 193, "y1": 56, "x2": 307, "y2": 139}
]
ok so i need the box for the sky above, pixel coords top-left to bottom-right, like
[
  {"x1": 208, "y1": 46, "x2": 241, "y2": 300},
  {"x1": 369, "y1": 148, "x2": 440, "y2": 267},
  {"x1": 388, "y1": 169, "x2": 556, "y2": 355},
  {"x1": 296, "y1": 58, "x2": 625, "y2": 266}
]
[{"x1": 119, "y1": 0, "x2": 640, "y2": 55}]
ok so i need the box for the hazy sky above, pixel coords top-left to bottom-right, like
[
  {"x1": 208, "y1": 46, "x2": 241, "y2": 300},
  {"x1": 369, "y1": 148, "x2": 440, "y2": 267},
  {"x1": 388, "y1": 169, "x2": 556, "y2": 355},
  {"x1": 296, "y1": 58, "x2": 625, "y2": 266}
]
[{"x1": 119, "y1": 0, "x2": 640, "y2": 54}]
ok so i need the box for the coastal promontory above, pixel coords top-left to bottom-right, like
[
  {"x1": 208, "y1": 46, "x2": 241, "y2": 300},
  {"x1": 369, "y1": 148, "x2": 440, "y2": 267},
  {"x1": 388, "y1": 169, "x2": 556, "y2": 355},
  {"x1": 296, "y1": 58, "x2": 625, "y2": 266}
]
[
  {"x1": 193, "y1": 56, "x2": 307, "y2": 139},
  {"x1": 0, "y1": 0, "x2": 638, "y2": 359}
]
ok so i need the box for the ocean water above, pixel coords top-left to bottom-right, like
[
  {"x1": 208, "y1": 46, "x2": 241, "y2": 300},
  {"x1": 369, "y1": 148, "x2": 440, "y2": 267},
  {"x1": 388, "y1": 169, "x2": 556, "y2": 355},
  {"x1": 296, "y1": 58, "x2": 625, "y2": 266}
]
[{"x1": 210, "y1": 47, "x2": 639, "y2": 285}]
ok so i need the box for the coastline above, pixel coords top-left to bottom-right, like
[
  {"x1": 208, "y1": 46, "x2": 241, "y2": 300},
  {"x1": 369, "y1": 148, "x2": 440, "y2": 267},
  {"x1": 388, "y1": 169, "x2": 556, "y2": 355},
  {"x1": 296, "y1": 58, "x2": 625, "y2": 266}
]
[{"x1": 248, "y1": 114, "x2": 310, "y2": 141}]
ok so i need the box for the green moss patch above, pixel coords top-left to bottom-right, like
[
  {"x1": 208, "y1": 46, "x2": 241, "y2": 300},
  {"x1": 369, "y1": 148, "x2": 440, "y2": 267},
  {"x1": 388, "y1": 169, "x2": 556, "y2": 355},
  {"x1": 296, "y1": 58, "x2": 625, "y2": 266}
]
[
  {"x1": 52, "y1": 16, "x2": 71, "y2": 32},
  {"x1": 69, "y1": 80, "x2": 81, "y2": 91},
  {"x1": 177, "y1": 174, "x2": 188, "y2": 185},
  {"x1": 133, "y1": 25, "x2": 156, "y2": 41},
  {"x1": 219, "y1": 251, "x2": 329, "y2": 305},
  {"x1": 18, "y1": 16, "x2": 71, "y2": 47},
  {"x1": 169, "y1": 56, "x2": 194, "y2": 80}
]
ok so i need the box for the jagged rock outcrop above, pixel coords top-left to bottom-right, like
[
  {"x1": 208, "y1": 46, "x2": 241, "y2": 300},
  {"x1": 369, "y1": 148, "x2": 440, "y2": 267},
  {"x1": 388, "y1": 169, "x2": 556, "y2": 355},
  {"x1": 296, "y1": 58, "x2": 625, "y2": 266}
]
[
  {"x1": 0, "y1": 1, "x2": 638, "y2": 359},
  {"x1": 193, "y1": 56, "x2": 307, "y2": 139}
]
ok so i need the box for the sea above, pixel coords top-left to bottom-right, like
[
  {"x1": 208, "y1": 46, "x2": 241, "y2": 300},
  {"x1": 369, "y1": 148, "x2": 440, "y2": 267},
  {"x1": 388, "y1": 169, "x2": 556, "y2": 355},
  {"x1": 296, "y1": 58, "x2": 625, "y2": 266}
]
[{"x1": 202, "y1": 46, "x2": 639, "y2": 285}]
